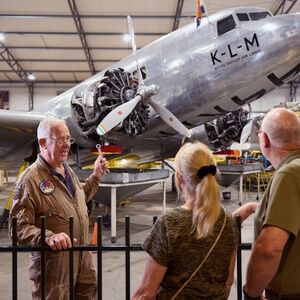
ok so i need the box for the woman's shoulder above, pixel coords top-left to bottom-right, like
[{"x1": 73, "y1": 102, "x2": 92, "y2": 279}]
[
  {"x1": 220, "y1": 207, "x2": 239, "y2": 239},
  {"x1": 161, "y1": 207, "x2": 191, "y2": 221}
]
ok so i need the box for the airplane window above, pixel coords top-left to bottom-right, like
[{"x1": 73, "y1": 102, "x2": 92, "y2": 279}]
[
  {"x1": 237, "y1": 13, "x2": 250, "y2": 21},
  {"x1": 249, "y1": 12, "x2": 271, "y2": 20},
  {"x1": 217, "y1": 15, "x2": 236, "y2": 36}
]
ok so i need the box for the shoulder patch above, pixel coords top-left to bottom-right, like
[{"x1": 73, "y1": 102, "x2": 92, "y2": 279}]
[{"x1": 39, "y1": 179, "x2": 55, "y2": 194}]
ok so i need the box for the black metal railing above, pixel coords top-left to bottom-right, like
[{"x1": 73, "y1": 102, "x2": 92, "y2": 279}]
[
  {"x1": 1, "y1": 215, "x2": 250, "y2": 300},
  {"x1": 236, "y1": 216, "x2": 252, "y2": 300}
]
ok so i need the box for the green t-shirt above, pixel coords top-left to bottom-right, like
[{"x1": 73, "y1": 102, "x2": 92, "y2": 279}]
[
  {"x1": 143, "y1": 207, "x2": 238, "y2": 300},
  {"x1": 254, "y1": 150, "x2": 300, "y2": 294}
]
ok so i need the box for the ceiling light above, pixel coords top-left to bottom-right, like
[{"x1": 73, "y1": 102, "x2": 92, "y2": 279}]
[
  {"x1": 123, "y1": 33, "x2": 131, "y2": 42},
  {"x1": 27, "y1": 73, "x2": 35, "y2": 81},
  {"x1": 0, "y1": 33, "x2": 5, "y2": 42}
]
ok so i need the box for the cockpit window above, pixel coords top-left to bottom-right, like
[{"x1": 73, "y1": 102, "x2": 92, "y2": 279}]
[
  {"x1": 249, "y1": 11, "x2": 271, "y2": 20},
  {"x1": 237, "y1": 13, "x2": 250, "y2": 21},
  {"x1": 217, "y1": 15, "x2": 236, "y2": 36}
]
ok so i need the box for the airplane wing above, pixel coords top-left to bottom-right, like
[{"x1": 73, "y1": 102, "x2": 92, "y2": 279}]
[
  {"x1": 0, "y1": 109, "x2": 46, "y2": 161},
  {"x1": 0, "y1": 109, "x2": 45, "y2": 128}
]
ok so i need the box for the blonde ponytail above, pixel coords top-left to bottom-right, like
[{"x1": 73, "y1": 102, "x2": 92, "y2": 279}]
[
  {"x1": 192, "y1": 175, "x2": 220, "y2": 238},
  {"x1": 175, "y1": 142, "x2": 221, "y2": 239}
]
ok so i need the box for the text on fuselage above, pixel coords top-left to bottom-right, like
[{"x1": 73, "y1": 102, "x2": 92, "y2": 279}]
[{"x1": 211, "y1": 33, "x2": 261, "y2": 69}]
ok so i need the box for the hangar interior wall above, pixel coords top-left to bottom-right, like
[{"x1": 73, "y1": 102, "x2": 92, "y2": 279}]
[
  {"x1": 0, "y1": 84, "x2": 73, "y2": 111},
  {"x1": 0, "y1": 84, "x2": 298, "y2": 112}
]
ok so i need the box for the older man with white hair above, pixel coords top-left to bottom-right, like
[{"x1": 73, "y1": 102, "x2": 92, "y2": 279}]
[
  {"x1": 236, "y1": 108, "x2": 300, "y2": 300},
  {"x1": 9, "y1": 117, "x2": 108, "y2": 300}
]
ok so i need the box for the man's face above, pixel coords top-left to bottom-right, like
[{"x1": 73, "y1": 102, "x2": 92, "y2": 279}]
[{"x1": 44, "y1": 123, "x2": 71, "y2": 165}]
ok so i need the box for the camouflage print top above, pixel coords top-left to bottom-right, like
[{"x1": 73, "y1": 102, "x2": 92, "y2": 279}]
[{"x1": 143, "y1": 207, "x2": 238, "y2": 300}]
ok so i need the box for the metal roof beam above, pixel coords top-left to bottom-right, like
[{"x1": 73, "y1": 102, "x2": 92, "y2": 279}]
[
  {"x1": 67, "y1": 0, "x2": 95, "y2": 75},
  {"x1": 0, "y1": 42, "x2": 30, "y2": 85},
  {"x1": 274, "y1": 0, "x2": 298, "y2": 14},
  {"x1": 172, "y1": 0, "x2": 185, "y2": 30}
]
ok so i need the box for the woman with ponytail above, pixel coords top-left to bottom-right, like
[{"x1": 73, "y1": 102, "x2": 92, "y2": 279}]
[{"x1": 132, "y1": 142, "x2": 238, "y2": 300}]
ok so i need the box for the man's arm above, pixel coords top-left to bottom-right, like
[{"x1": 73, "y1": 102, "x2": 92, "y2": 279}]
[
  {"x1": 132, "y1": 255, "x2": 167, "y2": 300},
  {"x1": 244, "y1": 225, "x2": 289, "y2": 297},
  {"x1": 82, "y1": 153, "x2": 108, "y2": 201},
  {"x1": 232, "y1": 202, "x2": 258, "y2": 223}
]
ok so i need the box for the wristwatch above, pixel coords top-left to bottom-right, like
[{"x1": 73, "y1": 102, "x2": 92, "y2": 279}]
[{"x1": 243, "y1": 285, "x2": 261, "y2": 300}]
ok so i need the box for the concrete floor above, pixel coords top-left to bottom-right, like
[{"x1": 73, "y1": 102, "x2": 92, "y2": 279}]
[{"x1": 0, "y1": 176, "x2": 257, "y2": 300}]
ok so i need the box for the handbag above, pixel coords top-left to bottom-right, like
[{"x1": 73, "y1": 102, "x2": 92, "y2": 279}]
[{"x1": 170, "y1": 210, "x2": 228, "y2": 300}]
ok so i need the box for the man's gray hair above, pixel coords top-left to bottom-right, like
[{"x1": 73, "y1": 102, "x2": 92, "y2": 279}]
[{"x1": 37, "y1": 117, "x2": 67, "y2": 140}]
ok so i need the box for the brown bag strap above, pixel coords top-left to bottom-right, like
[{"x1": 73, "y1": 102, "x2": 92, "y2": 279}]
[{"x1": 170, "y1": 210, "x2": 227, "y2": 300}]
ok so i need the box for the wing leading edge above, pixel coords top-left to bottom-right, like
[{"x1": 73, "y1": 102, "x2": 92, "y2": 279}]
[{"x1": 0, "y1": 109, "x2": 46, "y2": 162}]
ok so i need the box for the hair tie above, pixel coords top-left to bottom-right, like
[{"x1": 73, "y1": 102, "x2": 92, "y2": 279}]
[{"x1": 197, "y1": 165, "x2": 217, "y2": 179}]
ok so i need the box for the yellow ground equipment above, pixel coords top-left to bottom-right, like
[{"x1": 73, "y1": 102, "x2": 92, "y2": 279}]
[
  {"x1": 0, "y1": 161, "x2": 28, "y2": 229},
  {"x1": 244, "y1": 168, "x2": 274, "y2": 192}
]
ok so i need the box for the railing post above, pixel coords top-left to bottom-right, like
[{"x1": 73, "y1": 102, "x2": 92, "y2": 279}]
[
  {"x1": 125, "y1": 216, "x2": 130, "y2": 300},
  {"x1": 40, "y1": 216, "x2": 46, "y2": 300},
  {"x1": 12, "y1": 217, "x2": 18, "y2": 300},
  {"x1": 236, "y1": 215, "x2": 242, "y2": 300},
  {"x1": 69, "y1": 216, "x2": 74, "y2": 300},
  {"x1": 97, "y1": 216, "x2": 103, "y2": 300}
]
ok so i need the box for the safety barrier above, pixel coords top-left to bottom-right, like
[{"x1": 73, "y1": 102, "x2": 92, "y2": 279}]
[
  {"x1": 0, "y1": 215, "x2": 250, "y2": 300},
  {"x1": 236, "y1": 216, "x2": 252, "y2": 300}
]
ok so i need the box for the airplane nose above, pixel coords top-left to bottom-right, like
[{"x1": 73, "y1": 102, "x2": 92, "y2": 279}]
[
  {"x1": 281, "y1": 13, "x2": 300, "y2": 51},
  {"x1": 292, "y1": 13, "x2": 300, "y2": 51}
]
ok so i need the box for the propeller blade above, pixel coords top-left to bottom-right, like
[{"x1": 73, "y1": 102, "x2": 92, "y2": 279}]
[
  {"x1": 148, "y1": 99, "x2": 190, "y2": 138},
  {"x1": 240, "y1": 119, "x2": 254, "y2": 144},
  {"x1": 127, "y1": 15, "x2": 144, "y2": 86},
  {"x1": 96, "y1": 95, "x2": 142, "y2": 135}
]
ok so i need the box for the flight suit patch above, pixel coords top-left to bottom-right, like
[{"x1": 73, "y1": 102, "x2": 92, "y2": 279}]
[{"x1": 39, "y1": 180, "x2": 55, "y2": 194}]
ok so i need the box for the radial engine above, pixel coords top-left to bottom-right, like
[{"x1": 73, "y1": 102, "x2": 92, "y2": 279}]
[
  {"x1": 71, "y1": 68, "x2": 150, "y2": 141},
  {"x1": 204, "y1": 108, "x2": 249, "y2": 150}
]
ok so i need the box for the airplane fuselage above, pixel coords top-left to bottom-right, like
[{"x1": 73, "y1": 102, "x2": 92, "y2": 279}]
[{"x1": 17, "y1": 7, "x2": 300, "y2": 154}]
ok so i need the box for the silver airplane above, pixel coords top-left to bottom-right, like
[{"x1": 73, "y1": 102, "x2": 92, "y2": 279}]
[{"x1": 0, "y1": 6, "x2": 299, "y2": 165}]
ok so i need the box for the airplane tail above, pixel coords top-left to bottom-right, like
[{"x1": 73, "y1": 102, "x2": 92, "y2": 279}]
[{"x1": 196, "y1": 0, "x2": 207, "y2": 27}]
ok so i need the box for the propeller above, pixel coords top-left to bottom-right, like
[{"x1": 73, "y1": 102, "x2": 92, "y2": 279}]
[
  {"x1": 127, "y1": 16, "x2": 144, "y2": 86},
  {"x1": 96, "y1": 85, "x2": 159, "y2": 135},
  {"x1": 148, "y1": 98, "x2": 191, "y2": 137},
  {"x1": 96, "y1": 16, "x2": 190, "y2": 138},
  {"x1": 240, "y1": 119, "x2": 254, "y2": 144}
]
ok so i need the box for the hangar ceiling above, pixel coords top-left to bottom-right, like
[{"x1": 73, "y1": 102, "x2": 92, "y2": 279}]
[{"x1": 0, "y1": 0, "x2": 299, "y2": 86}]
